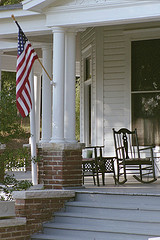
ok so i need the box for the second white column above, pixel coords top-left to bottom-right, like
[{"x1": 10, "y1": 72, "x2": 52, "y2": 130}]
[
  {"x1": 51, "y1": 27, "x2": 65, "y2": 142},
  {"x1": 64, "y1": 30, "x2": 76, "y2": 142},
  {"x1": 41, "y1": 46, "x2": 52, "y2": 143}
]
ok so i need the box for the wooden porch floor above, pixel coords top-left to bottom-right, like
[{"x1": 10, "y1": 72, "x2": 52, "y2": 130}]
[{"x1": 81, "y1": 174, "x2": 160, "y2": 195}]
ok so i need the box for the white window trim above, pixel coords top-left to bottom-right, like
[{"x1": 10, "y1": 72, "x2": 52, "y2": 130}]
[
  {"x1": 125, "y1": 28, "x2": 160, "y2": 130},
  {"x1": 82, "y1": 44, "x2": 93, "y2": 146},
  {"x1": 95, "y1": 27, "x2": 104, "y2": 146}
]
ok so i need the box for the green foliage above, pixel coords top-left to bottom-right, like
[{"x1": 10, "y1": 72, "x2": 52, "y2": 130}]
[
  {"x1": 0, "y1": 71, "x2": 29, "y2": 144},
  {"x1": 0, "y1": 0, "x2": 22, "y2": 6},
  {"x1": 0, "y1": 174, "x2": 33, "y2": 201},
  {"x1": 75, "y1": 78, "x2": 80, "y2": 141},
  {"x1": 0, "y1": 71, "x2": 31, "y2": 194},
  {"x1": 0, "y1": 147, "x2": 30, "y2": 171},
  {"x1": 0, "y1": 91, "x2": 25, "y2": 143},
  {"x1": 1, "y1": 71, "x2": 16, "y2": 91}
]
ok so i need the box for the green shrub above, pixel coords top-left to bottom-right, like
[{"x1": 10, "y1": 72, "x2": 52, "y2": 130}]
[
  {"x1": 0, "y1": 174, "x2": 33, "y2": 201},
  {"x1": 1, "y1": 147, "x2": 30, "y2": 171}
]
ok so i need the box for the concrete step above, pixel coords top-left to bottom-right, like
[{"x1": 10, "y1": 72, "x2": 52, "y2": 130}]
[
  {"x1": 31, "y1": 191, "x2": 160, "y2": 240},
  {"x1": 53, "y1": 209, "x2": 160, "y2": 223},
  {"x1": 65, "y1": 199, "x2": 160, "y2": 211},
  {"x1": 75, "y1": 191, "x2": 160, "y2": 207},
  {"x1": 43, "y1": 220, "x2": 160, "y2": 237},
  {"x1": 31, "y1": 232, "x2": 154, "y2": 240}
]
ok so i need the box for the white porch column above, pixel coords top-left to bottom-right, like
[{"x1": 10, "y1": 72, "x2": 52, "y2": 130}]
[
  {"x1": 64, "y1": 30, "x2": 77, "y2": 142},
  {"x1": 34, "y1": 74, "x2": 41, "y2": 143},
  {"x1": 51, "y1": 27, "x2": 65, "y2": 142},
  {"x1": 30, "y1": 69, "x2": 38, "y2": 185},
  {"x1": 41, "y1": 46, "x2": 52, "y2": 142}
]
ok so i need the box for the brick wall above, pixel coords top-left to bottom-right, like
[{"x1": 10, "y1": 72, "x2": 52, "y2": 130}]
[
  {"x1": 38, "y1": 142, "x2": 84, "y2": 189},
  {"x1": 0, "y1": 190, "x2": 75, "y2": 240},
  {"x1": 0, "y1": 224, "x2": 30, "y2": 240},
  {"x1": 15, "y1": 197, "x2": 73, "y2": 232}
]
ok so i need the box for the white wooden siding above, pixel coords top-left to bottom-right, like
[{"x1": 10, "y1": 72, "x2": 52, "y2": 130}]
[
  {"x1": 103, "y1": 27, "x2": 127, "y2": 155},
  {"x1": 80, "y1": 26, "x2": 128, "y2": 154}
]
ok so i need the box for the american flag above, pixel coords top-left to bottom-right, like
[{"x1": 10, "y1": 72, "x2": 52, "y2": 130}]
[{"x1": 16, "y1": 23, "x2": 38, "y2": 118}]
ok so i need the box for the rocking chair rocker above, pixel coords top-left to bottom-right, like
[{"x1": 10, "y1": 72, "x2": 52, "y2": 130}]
[{"x1": 112, "y1": 128, "x2": 157, "y2": 184}]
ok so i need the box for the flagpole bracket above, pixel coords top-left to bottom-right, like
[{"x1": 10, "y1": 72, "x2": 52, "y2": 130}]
[{"x1": 50, "y1": 81, "x2": 56, "y2": 86}]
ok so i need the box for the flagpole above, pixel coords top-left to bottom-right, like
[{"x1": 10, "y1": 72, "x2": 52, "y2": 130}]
[
  {"x1": 29, "y1": 69, "x2": 38, "y2": 185},
  {"x1": 11, "y1": 14, "x2": 55, "y2": 85}
]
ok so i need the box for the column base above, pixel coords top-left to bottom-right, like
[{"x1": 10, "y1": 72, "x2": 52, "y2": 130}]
[
  {"x1": 65, "y1": 138, "x2": 77, "y2": 143},
  {"x1": 39, "y1": 139, "x2": 51, "y2": 143},
  {"x1": 50, "y1": 138, "x2": 65, "y2": 143},
  {"x1": 37, "y1": 142, "x2": 85, "y2": 189}
]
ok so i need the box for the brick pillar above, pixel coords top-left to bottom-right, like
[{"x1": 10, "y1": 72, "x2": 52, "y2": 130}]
[{"x1": 38, "y1": 143, "x2": 84, "y2": 189}]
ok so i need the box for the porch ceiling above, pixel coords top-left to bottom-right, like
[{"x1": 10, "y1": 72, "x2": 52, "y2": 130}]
[
  {"x1": 23, "y1": 0, "x2": 160, "y2": 29},
  {"x1": 0, "y1": 1, "x2": 160, "y2": 63}
]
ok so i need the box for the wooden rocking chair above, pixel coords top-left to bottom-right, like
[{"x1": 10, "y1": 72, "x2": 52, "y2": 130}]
[{"x1": 112, "y1": 128, "x2": 157, "y2": 184}]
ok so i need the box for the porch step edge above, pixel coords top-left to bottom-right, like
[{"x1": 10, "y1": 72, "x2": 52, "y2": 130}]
[
  {"x1": 43, "y1": 222, "x2": 160, "y2": 236},
  {"x1": 53, "y1": 211, "x2": 160, "y2": 223}
]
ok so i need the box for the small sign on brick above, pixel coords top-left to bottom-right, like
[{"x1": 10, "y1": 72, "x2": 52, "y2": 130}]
[{"x1": 0, "y1": 201, "x2": 15, "y2": 218}]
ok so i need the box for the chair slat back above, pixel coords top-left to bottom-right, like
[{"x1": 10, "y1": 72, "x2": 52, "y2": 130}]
[{"x1": 113, "y1": 128, "x2": 140, "y2": 160}]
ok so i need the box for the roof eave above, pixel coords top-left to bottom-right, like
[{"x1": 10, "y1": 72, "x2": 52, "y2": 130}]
[{"x1": 22, "y1": 0, "x2": 56, "y2": 12}]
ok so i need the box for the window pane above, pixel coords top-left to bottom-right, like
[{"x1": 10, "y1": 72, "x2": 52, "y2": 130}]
[
  {"x1": 132, "y1": 39, "x2": 160, "y2": 91},
  {"x1": 132, "y1": 93, "x2": 160, "y2": 145},
  {"x1": 85, "y1": 57, "x2": 91, "y2": 81}
]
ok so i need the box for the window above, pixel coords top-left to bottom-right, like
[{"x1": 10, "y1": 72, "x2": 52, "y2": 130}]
[
  {"x1": 132, "y1": 39, "x2": 160, "y2": 145},
  {"x1": 85, "y1": 57, "x2": 91, "y2": 81},
  {"x1": 84, "y1": 55, "x2": 92, "y2": 145}
]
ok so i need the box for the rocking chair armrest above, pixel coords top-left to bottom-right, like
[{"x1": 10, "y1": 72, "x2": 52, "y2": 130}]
[
  {"x1": 85, "y1": 146, "x2": 104, "y2": 149},
  {"x1": 139, "y1": 146, "x2": 155, "y2": 161},
  {"x1": 139, "y1": 146, "x2": 155, "y2": 151}
]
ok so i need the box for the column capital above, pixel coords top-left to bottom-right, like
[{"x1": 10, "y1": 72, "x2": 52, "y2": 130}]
[
  {"x1": 41, "y1": 44, "x2": 52, "y2": 51},
  {"x1": 51, "y1": 27, "x2": 66, "y2": 33},
  {"x1": 65, "y1": 28, "x2": 77, "y2": 34}
]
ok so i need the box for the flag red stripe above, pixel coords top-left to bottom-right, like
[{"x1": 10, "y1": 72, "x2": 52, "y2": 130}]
[
  {"x1": 24, "y1": 86, "x2": 32, "y2": 107},
  {"x1": 16, "y1": 42, "x2": 32, "y2": 74},
  {"x1": 17, "y1": 54, "x2": 37, "y2": 94},
  {"x1": 16, "y1": 43, "x2": 37, "y2": 86},
  {"x1": 16, "y1": 48, "x2": 37, "y2": 97},
  {"x1": 20, "y1": 91, "x2": 31, "y2": 114},
  {"x1": 16, "y1": 28, "x2": 38, "y2": 118},
  {"x1": 22, "y1": 86, "x2": 32, "y2": 109},
  {"x1": 16, "y1": 99, "x2": 26, "y2": 118}
]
